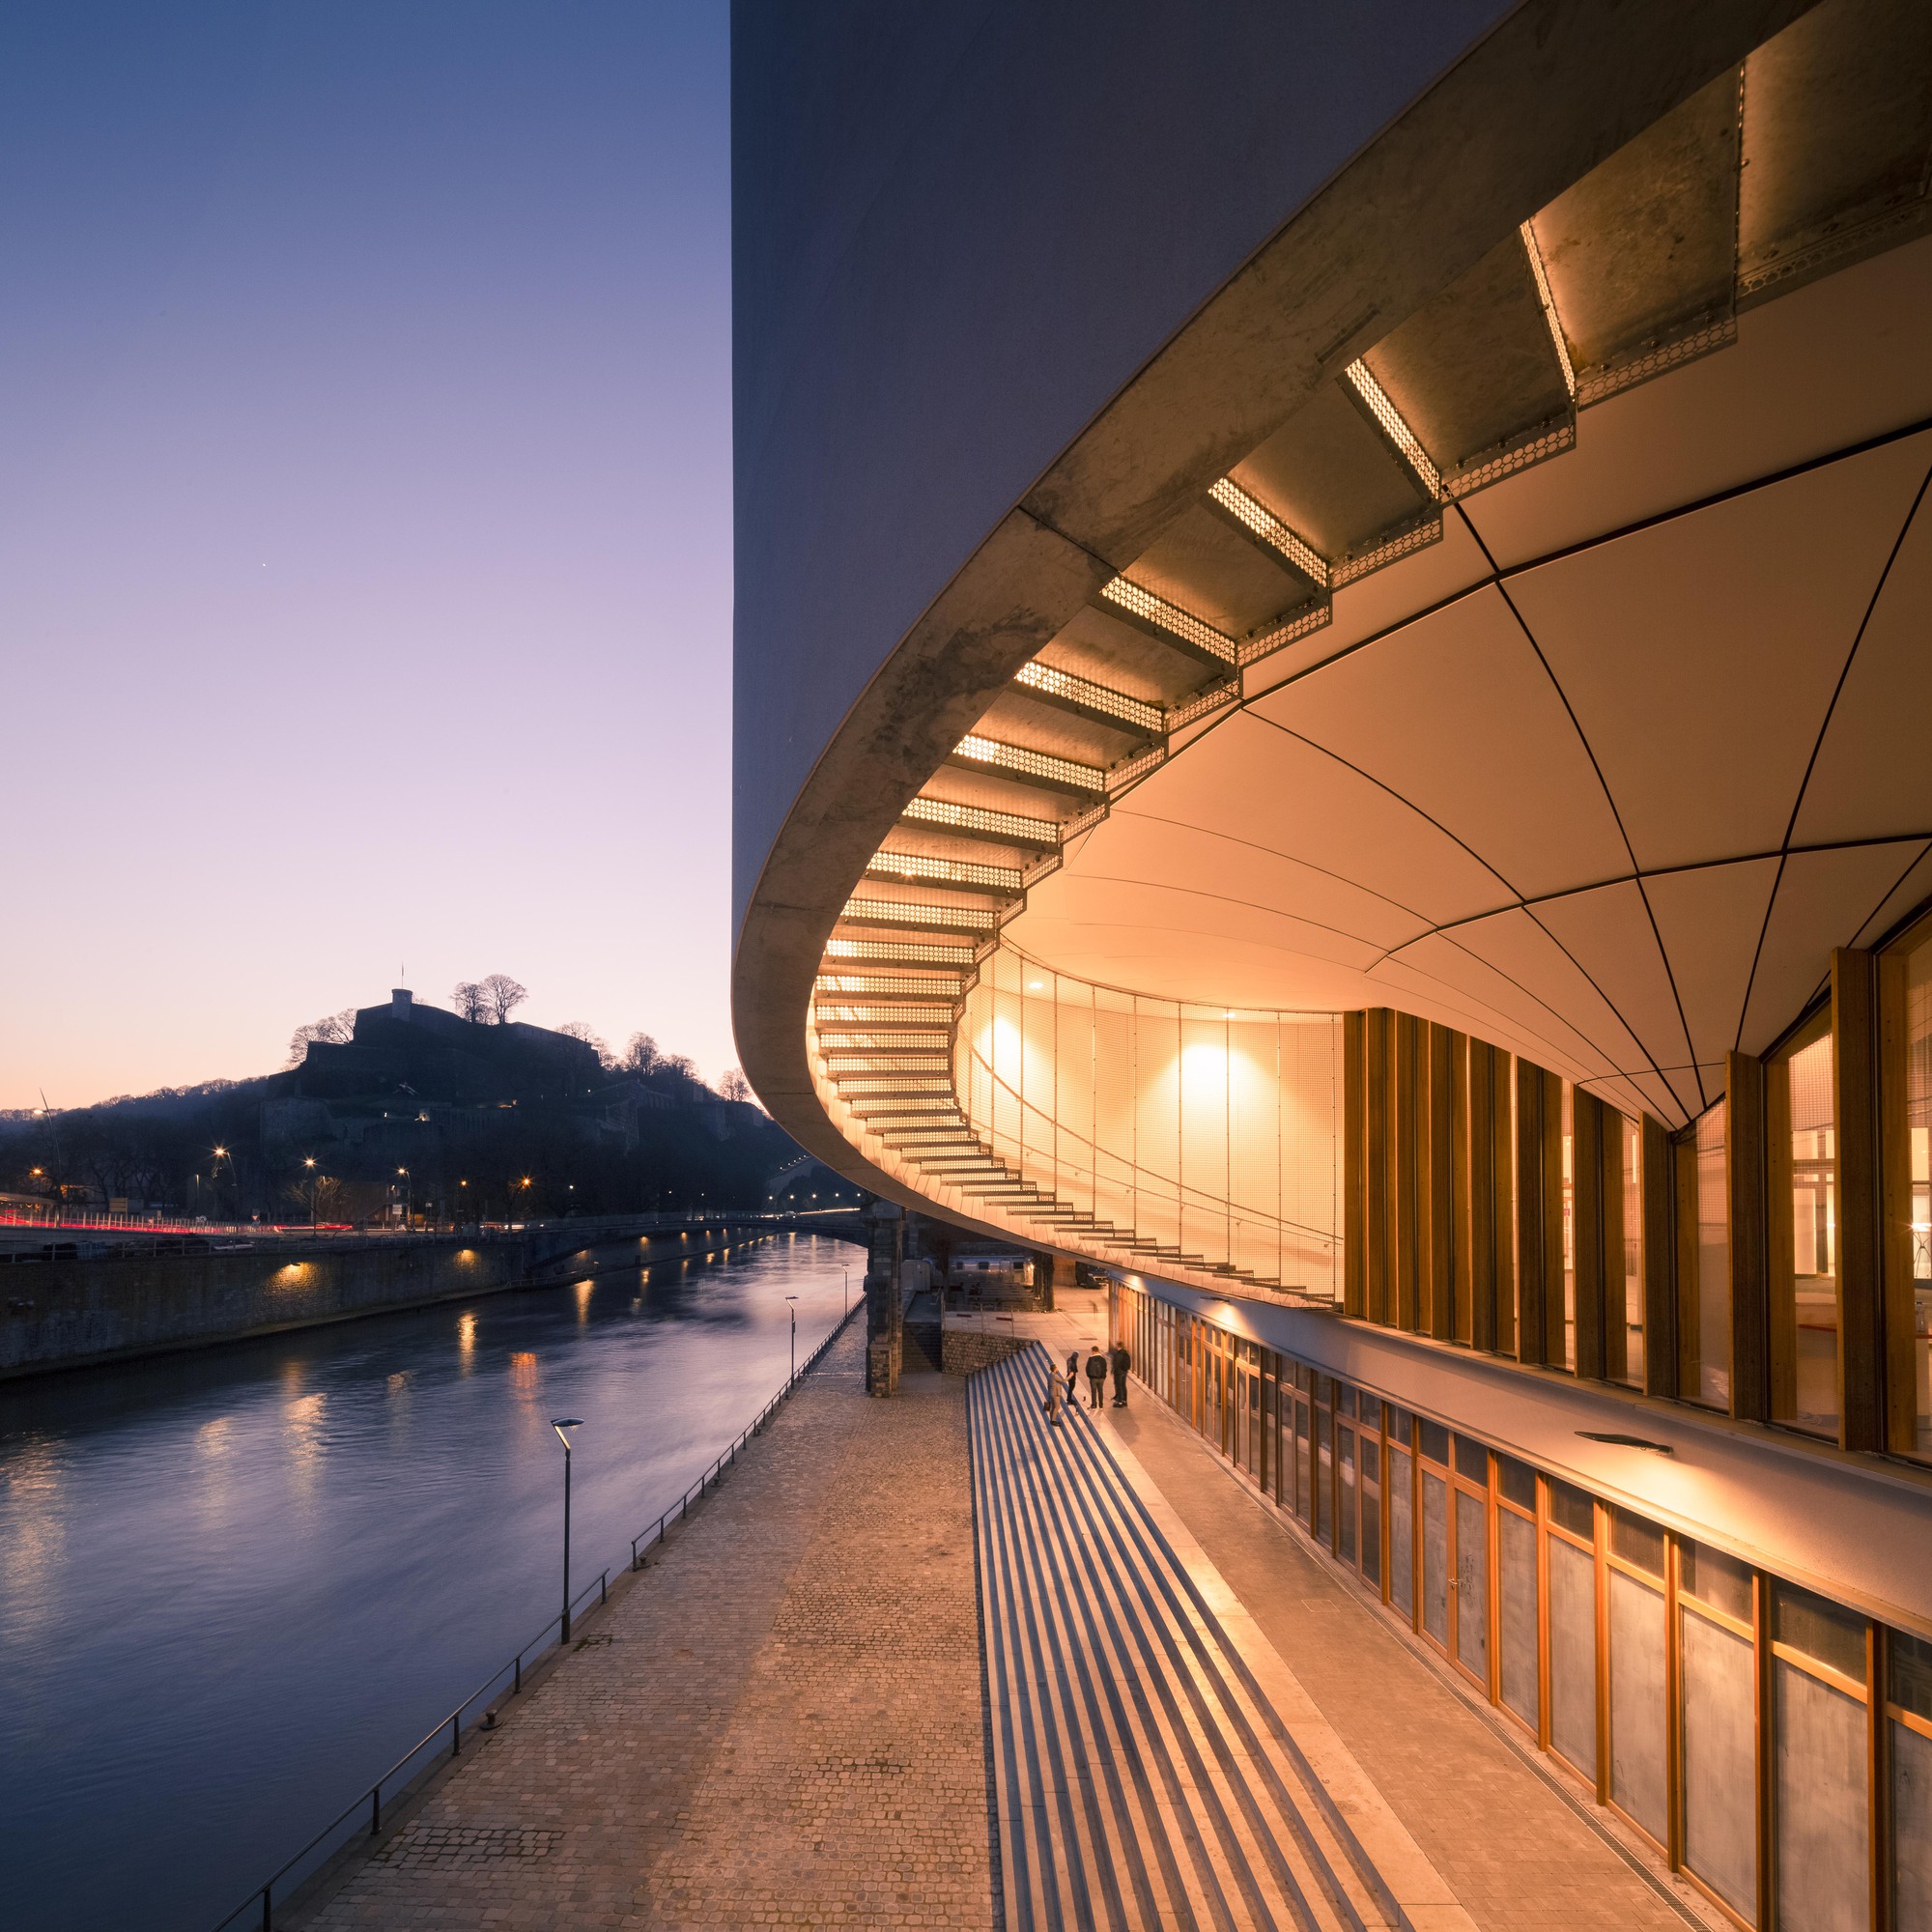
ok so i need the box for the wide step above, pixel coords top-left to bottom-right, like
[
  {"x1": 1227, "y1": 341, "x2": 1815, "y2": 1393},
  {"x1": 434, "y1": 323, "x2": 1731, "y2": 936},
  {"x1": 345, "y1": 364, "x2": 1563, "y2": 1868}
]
[{"x1": 968, "y1": 1343, "x2": 1398, "y2": 1932}]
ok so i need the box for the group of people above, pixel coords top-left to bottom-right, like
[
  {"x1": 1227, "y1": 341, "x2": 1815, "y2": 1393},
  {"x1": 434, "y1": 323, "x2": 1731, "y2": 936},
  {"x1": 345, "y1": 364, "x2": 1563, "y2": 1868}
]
[{"x1": 1044, "y1": 1341, "x2": 1130, "y2": 1425}]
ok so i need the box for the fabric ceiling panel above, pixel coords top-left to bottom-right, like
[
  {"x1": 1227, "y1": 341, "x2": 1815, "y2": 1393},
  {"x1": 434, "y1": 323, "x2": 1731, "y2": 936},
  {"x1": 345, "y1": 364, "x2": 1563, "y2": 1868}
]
[
  {"x1": 1530, "y1": 877, "x2": 1698, "y2": 1078},
  {"x1": 1104, "y1": 710, "x2": 1513, "y2": 926},
  {"x1": 1640, "y1": 858, "x2": 1781, "y2": 1067},
  {"x1": 1381, "y1": 930, "x2": 1618, "y2": 1080},
  {"x1": 1507, "y1": 434, "x2": 1931, "y2": 874},
  {"x1": 1241, "y1": 515, "x2": 1492, "y2": 703},
  {"x1": 1444, "y1": 906, "x2": 1656, "y2": 1077},
  {"x1": 1462, "y1": 232, "x2": 1932, "y2": 569},
  {"x1": 1052, "y1": 812, "x2": 1432, "y2": 954},
  {"x1": 1252, "y1": 585, "x2": 1627, "y2": 900},
  {"x1": 1790, "y1": 473, "x2": 1932, "y2": 846},
  {"x1": 1738, "y1": 840, "x2": 1932, "y2": 1052}
]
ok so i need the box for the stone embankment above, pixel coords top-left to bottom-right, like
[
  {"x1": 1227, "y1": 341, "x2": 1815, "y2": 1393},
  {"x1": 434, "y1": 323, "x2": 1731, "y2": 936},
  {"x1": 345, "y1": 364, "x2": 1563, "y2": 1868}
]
[{"x1": 0, "y1": 1220, "x2": 782, "y2": 1379}]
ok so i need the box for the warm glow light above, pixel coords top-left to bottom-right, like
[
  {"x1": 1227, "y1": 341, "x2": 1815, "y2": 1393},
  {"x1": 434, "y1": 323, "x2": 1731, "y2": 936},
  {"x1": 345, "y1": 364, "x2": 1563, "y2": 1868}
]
[
  {"x1": 952, "y1": 734, "x2": 1105, "y2": 794},
  {"x1": 1207, "y1": 477, "x2": 1330, "y2": 587},
  {"x1": 1100, "y1": 578, "x2": 1236, "y2": 666},
  {"x1": 842, "y1": 895, "x2": 997, "y2": 933},
  {"x1": 1012, "y1": 659, "x2": 1164, "y2": 736},
  {"x1": 1342, "y1": 360, "x2": 1442, "y2": 498}
]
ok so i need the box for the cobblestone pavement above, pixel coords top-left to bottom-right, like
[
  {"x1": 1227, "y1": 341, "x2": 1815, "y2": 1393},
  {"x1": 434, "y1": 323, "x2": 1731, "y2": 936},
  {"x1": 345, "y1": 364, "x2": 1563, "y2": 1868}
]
[{"x1": 306, "y1": 1321, "x2": 993, "y2": 1930}]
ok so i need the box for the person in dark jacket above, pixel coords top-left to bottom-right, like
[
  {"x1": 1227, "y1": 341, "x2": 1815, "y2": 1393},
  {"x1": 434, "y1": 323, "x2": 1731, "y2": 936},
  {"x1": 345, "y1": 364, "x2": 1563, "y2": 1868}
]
[
  {"x1": 1065, "y1": 1350, "x2": 1079, "y2": 1404},
  {"x1": 1110, "y1": 1341, "x2": 1130, "y2": 1406},
  {"x1": 1085, "y1": 1348, "x2": 1108, "y2": 1408}
]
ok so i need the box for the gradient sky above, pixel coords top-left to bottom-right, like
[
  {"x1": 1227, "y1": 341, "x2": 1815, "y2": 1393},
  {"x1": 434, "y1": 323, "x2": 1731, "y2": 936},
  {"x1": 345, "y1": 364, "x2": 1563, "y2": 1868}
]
[{"x1": 0, "y1": 3, "x2": 733, "y2": 1108}]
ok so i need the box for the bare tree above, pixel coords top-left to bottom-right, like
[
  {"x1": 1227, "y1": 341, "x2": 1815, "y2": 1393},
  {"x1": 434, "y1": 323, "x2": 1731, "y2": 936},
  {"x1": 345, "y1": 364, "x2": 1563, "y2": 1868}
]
[
  {"x1": 478, "y1": 974, "x2": 527, "y2": 1026},
  {"x1": 555, "y1": 1021, "x2": 614, "y2": 1069},
  {"x1": 621, "y1": 1033, "x2": 664, "y2": 1077},
  {"x1": 285, "y1": 1008, "x2": 357, "y2": 1067},
  {"x1": 451, "y1": 980, "x2": 487, "y2": 1024},
  {"x1": 719, "y1": 1067, "x2": 754, "y2": 1104}
]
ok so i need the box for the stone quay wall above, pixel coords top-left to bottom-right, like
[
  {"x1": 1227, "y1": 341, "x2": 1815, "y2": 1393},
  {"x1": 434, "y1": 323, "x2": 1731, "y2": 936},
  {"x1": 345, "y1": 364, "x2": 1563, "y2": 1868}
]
[{"x1": 0, "y1": 1224, "x2": 777, "y2": 1380}]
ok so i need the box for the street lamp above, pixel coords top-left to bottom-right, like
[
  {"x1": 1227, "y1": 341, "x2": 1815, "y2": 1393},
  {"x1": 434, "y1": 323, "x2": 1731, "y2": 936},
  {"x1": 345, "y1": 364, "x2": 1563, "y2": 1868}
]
[
  {"x1": 396, "y1": 1167, "x2": 412, "y2": 1227},
  {"x1": 303, "y1": 1157, "x2": 318, "y2": 1231},
  {"x1": 842, "y1": 1267, "x2": 849, "y2": 1318},
  {"x1": 551, "y1": 1418, "x2": 584, "y2": 1640},
  {"x1": 213, "y1": 1146, "x2": 232, "y2": 1222},
  {"x1": 784, "y1": 1294, "x2": 798, "y2": 1382}
]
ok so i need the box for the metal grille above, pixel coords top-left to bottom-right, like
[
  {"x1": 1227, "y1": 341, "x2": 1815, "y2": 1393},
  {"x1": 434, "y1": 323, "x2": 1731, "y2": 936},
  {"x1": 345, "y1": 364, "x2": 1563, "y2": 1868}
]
[
  {"x1": 1343, "y1": 360, "x2": 1444, "y2": 500},
  {"x1": 899, "y1": 796, "x2": 1062, "y2": 848},
  {"x1": 839, "y1": 897, "x2": 998, "y2": 934},
  {"x1": 1012, "y1": 660, "x2": 1164, "y2": 736},
  {"x1": 867, "y1": 850, "x2": 1023, "y2": 894},
  {"x1": 815, "y1": 974, "x2": 963, "y2": 998},
  {"x1": 1208, "y1": 478, "x2": 1331, "y2": 588},
  {"x1": 1100, "y1": 578, "x2": 1237, "y2": 666},
  {"x1": 953, "y1": 735, "x2": 1105, "y2": 793},
  {"x1": 823, "y1": 939, "x2": 977, "y2": 966}
]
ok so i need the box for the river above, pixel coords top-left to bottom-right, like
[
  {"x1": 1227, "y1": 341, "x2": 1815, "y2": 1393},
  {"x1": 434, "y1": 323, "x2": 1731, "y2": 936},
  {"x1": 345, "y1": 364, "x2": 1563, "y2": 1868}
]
[{"x1": 0, "y1": 1232, "x2": 854, "y2": 1932}]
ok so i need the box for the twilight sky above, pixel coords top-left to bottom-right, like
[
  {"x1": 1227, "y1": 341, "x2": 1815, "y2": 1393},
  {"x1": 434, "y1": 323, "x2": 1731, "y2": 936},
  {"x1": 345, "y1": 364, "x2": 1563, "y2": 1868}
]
[{"x1": 0, "y1": 3, "x2": 733, "y2": 1108}]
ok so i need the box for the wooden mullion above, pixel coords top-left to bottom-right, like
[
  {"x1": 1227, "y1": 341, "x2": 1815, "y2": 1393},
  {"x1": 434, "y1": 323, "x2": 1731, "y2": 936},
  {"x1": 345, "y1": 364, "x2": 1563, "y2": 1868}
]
[
  {"x1": 1395, "y1": 1014, "x2": 1421, "y2": 1332},
  {"x1": 1833, "y1": 948, "x2": 1885, "y2": 1453},
  {"x1": 1494, "y1": 1048, "x2": 1517, "y2": 1357},
  {"x1": 1451, "y1": 1031, "x2": 1473, "y2": 1344},
  {"x1": 1727, "y1": 1049, "x2": 1771, "y2": 1425},
  {"x1": 1429, "y1": 1022, "x2": 1455, "y2": 1340},
  {"x1": 1603, "y1": 1107, "x2": 1628, "y2": 1384},
  {"x1": 1365, "y1": 1009, "x2": 1392, "y2": 1326},
  {"x1": 1574, "y1": 1091, "x2": 1607, "y2": 1380},
  {"x1": 1543, "y1": 1070, "x2": 1566, "y2": 1367}
]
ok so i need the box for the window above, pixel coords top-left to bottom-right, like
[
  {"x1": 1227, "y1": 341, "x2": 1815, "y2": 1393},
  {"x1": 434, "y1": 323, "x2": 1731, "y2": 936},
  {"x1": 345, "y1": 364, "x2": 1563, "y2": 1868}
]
[
  {"x1": 1496, "y1": 1460, "x2": 1538, "y2": 1730},
  {"x1": 1561, "y1": 1080, "x2": 1577, "y2": 1371},
  {"x1": 1890, "y1": 1629, "x2": 1932, "y2": 1927},
  {"x1": 1881, "y1": 918, "x2": 1932, "y2": 1458},
  {"x1": 1682, "y1": 1101, "x2": 1732, "y2": 1408},
  {"x1": 1547, "y1": 1479, "x2": 1597, "y2": 1778},
  {"x1": 1771, "y1": 1013, "x2": 1839, "y2": 1436},
  {"x1": 1606, "y1": 1510, "x2": 1667, "y2": 1846},
  {"x1": 1621, "y1": 1113, "x2": 1645, "y2": 1386}
]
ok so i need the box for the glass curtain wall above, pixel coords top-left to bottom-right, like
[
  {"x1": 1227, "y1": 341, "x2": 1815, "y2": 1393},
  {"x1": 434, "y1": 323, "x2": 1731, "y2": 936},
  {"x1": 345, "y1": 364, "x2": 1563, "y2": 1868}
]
[
  {"x1": 1682, "y1": 1101, "x2": 1732, "y2": 1408},
  {"x1": 1115, "y1": 1281, "x2": 1925, "y2": 1928},
  {"x1": 955, "y1": 945, "x2": 1341, "y2": 1293}
]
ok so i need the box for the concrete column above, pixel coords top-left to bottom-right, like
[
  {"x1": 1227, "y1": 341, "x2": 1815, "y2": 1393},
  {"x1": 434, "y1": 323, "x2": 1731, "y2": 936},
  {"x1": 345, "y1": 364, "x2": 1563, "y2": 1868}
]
[{"x1": 865, "y1": 1201, "x2": 903, "y2": 1397}]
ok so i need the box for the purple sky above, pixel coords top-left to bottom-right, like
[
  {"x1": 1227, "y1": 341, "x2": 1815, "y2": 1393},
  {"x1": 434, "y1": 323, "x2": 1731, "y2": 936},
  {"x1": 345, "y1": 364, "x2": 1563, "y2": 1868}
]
[{"x1": 0, "y1": 4, "x2": 733, "y2": 1108}]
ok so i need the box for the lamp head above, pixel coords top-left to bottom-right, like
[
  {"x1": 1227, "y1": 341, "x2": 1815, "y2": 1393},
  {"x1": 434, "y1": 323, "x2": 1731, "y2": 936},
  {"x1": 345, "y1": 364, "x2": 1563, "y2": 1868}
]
[{"x1": 551, "y1": 1416, "x2": 584, "y2": 1451}]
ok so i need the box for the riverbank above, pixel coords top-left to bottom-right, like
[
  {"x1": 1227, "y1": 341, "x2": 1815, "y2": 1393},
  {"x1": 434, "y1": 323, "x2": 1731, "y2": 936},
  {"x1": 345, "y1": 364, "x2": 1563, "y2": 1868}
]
[{"x1": 0, "y1": 1218, "x2": 799, "y2": 1380}]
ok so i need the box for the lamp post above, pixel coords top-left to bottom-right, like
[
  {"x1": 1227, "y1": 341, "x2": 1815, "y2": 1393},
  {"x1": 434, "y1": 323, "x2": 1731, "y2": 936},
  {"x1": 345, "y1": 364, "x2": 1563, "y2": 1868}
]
[
  {"x1": 213, "y1": 1146, "x2": 232, "y2": 1224},
  {"x1": 842, "y1": 1267, "x2": 849, "y2": 1318},
  {"x1": 784, "y1": 1294, "x2": 798, "y2": 1382},
  {"x1": 396, "y1": 1167, "x2": 412, "y2": 1228},
  {"x1": 551, "y1": 1417, "x2": 584, "y2": 1640},
  {"x1": 303, "y1": 1157, "x2": 318, "y2": 1232}
]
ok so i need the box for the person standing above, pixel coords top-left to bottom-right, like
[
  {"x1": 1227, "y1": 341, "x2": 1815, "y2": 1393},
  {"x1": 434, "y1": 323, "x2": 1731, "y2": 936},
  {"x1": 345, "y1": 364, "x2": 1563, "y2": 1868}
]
[
  {"x1": 1043, "y1": 1357, "x2": 1063, "y2": 1428},
  {"x1": 1085, "y1": 1347, "x2": 1107, "y2": 1409},
  {"x1": 1110, "y1": 1340, "x2": 1130, "y2": 1406},
  {"x1": 1065, "y1": 1350, "x2": 1079, "y2": 1405}
]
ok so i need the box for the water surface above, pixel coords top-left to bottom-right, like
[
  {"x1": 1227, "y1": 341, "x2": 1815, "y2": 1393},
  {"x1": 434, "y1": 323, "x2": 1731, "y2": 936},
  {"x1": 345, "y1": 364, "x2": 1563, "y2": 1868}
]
[{"x1": 0, "y1": 1233, "x2": 852, "y2": 1932}]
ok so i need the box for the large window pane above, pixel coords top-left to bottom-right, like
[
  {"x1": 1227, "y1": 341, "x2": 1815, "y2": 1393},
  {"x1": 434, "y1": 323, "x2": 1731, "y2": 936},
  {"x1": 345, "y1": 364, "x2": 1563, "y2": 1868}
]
[
  {"x1": 1686, "y1": 1102, "x2": 1732, "y2": 1407},
  {"x1": 1772, "y1": 1017, "x2": 1839, "y2": 1436},
  {"x1": 1422, "y1": 1471, "x2": 1448, "y2": 1645},
  {"x1": 1608, "y1": 1569, "x2": 1667, "y2": 1843},
  {"x1": 1388, "y1": 1445, "x2": 1413, "y2": 1617},
  {"x1": 1886, "y1": 923, "x2": 1932, "y2": 1457},
  {"x1": 1294, "y1": 1398, "x2": 1312, "y2": 1528},
  {"x1": 1361, "y1": 1435, "x2": 1381, "y2": 1589},
  {"x1": 1548, "y1": 1533, "x2": 1597, "y2": 1777},
  {"x1": 1561, "y1": 1081, "x2": 1577, "y2": 1371},
  {"x1": 1455, "y1": 1489, "x2": 1489, "y2": 1683},
  {"x1": 1498, "y1": 1510, "x2": 1539, "y2": 1726},
  {"x1": 1315, "y1": 1406, "x2": 1331, "y2": 1545},
  {"x1": 1621, "y1": 1113, "x2": 1645, "y2": 1386},
  {"x1": 1683, "y1": 1605, "x2": 1757, "y2": 1917},
  {"x1": 1338, "y1": 1427, "x2": 1357, "y2": 1563}
]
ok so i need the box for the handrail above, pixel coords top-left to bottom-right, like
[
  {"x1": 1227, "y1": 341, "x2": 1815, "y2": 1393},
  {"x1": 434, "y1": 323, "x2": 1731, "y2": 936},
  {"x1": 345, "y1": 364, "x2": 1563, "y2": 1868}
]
[{"x1": 209, "y1": 1298, "x2": 861, "y2": 1932}]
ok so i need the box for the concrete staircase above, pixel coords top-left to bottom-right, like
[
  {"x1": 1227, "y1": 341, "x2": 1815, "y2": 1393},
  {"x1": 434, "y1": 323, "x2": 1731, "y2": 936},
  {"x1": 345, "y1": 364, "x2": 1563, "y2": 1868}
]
[{"x1": 968, "y1": 1344, "x2": 1398, "y2": 1932}]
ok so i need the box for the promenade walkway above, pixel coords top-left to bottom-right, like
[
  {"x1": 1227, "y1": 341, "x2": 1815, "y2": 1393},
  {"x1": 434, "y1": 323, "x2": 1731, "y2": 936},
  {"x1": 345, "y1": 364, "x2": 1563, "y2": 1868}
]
[{"x1": 298, "y1": 1293, "x2": 1708, "y2": 1932}]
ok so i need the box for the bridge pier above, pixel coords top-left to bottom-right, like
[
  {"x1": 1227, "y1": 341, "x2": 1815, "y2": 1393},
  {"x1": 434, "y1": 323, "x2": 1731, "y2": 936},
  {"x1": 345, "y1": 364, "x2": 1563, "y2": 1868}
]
[{"x1": 864, "y1": 1201, "x2": 903, "y2": 1397}]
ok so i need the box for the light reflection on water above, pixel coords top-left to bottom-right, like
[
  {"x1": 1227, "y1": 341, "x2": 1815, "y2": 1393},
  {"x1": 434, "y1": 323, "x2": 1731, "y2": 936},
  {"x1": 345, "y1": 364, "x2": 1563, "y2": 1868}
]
[{"x1": 0, "y1": 1234, "x2": 849, "y2": 1932}]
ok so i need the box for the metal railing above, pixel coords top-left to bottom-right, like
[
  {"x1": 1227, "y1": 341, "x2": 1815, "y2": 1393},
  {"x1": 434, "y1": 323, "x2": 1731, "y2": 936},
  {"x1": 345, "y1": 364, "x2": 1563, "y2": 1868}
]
[{"x1": 210, "y1": 1299, "x2": 861, "y2": 1932}]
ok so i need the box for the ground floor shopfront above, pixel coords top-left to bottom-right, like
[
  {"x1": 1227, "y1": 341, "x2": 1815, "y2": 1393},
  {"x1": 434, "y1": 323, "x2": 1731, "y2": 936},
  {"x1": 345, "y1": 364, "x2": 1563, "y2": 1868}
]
[{"x1": 1116, "y1": 1280, "x2": 1932, "y2": 1931}]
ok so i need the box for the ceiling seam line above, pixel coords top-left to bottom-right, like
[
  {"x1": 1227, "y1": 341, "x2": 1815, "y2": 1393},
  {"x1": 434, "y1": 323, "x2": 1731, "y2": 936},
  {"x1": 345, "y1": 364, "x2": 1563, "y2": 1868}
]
[
  {"x1": 1855, "y1": 840, "x2": 1932, "y2": 953},
  {"x1": 1036, "y1": 871, "x2": 1401, "y2": 948},
  {"x1": 1244, "y1": 711, "x2": 1523, "y2": 903},
  {"x1": 1776, "y1": 458, "x2": 1932, "y2": 856},
  {"x1": 1453, "y1": 502, "x2": 1708, "y2": 1118},
  {"x1": 1730, "y1": 851, "x2": 1790, "y2": 1061}
]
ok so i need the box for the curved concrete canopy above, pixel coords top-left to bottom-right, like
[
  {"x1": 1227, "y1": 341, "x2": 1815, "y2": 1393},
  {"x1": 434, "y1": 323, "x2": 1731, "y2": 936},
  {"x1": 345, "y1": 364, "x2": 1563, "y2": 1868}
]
[{"x1": 732, "y1": 0, "x2": 1932, "y2": 1249}]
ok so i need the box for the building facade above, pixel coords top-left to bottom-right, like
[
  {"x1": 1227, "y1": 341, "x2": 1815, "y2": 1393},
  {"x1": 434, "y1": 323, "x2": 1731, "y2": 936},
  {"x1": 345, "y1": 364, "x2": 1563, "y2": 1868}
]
[{"x1": 731, "y1": 3, "x2": 1932, "y2": 1923}]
